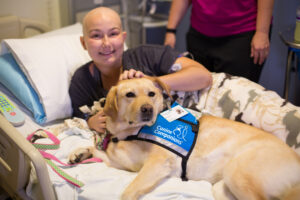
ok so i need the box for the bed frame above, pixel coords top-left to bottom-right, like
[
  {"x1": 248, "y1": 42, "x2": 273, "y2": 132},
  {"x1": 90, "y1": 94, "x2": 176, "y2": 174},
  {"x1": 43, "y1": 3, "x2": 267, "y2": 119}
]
[{"x1": 0, "y1": 115, "x2": 56, "y2": 200}]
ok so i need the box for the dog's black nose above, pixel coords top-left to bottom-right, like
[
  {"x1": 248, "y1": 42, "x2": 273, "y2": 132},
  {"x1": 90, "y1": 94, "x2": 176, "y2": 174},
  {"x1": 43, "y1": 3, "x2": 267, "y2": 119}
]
[
  {"x1": 141, "y1": 104, "x2": 153, "y2": 121},
  {"x1": 141, "y1": 104, "x2": 153, "y2": 114}
]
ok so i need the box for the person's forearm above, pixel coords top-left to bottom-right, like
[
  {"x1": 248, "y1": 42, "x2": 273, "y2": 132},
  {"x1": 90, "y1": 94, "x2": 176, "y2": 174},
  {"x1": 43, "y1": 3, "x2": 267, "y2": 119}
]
[
  {"x1": 256, "y1": 0, "x2": 274, "y2": 34},
  {"x1": 166, "y1": 0, "x2": 191, "y2": 29},
  {"x1": 159, "y1": 57, "x2": 212, "y2": 91}
]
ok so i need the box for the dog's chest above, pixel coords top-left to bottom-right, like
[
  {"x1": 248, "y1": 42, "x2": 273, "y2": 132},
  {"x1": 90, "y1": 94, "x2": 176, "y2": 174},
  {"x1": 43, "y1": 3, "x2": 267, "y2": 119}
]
[{"x1": 106, "y1": 141, "x2": 153, "y2": 171}]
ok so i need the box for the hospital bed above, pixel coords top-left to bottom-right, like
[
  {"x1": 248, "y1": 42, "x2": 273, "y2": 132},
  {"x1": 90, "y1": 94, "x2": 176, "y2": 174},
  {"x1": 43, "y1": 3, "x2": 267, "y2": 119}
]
[{"x1": 0, "y1": 20, "x2": 300, "y2": 200}]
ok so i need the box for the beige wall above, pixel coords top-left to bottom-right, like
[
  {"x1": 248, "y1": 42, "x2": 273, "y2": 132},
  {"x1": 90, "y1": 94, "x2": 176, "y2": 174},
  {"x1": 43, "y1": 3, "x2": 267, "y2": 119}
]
[
  {"x1": 0, "y1": 0, "x2": 62, "y2": 30},
  {"x1": 59, "y1": 0, "x2": 70, "y2": 27}
]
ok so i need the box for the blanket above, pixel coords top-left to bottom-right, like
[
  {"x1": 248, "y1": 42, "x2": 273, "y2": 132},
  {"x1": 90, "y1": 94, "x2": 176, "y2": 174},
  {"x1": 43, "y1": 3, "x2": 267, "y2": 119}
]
[{"x1": 26, "y1": 125, "x2": 214, "y2": 200}]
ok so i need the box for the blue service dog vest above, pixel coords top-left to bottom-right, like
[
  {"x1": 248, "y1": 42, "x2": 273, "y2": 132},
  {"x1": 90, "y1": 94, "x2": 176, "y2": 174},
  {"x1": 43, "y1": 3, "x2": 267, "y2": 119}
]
[{"x1": 114, "y1": 102, "x2": 199, "y2": 181}]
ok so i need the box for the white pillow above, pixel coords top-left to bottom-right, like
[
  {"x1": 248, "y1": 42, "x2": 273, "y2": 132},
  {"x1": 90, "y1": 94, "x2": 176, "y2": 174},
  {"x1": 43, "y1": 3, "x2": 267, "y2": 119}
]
[
  {"x1": 33, "y1": 23, "x2": 83, "y2": 38},
  {"x1": 1, "y1": 23, "x2": 91, "y2": 123}
]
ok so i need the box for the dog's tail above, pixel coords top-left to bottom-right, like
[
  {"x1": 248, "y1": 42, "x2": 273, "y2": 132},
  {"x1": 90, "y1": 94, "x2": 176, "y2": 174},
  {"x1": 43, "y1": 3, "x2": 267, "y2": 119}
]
[{"x1": 282, "y1": 183, "x2": 300, "y2": 200}]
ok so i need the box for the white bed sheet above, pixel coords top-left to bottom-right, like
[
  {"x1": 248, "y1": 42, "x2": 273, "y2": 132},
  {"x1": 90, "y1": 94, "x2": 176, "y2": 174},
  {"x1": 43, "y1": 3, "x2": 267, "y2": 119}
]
[{"x1": 0, "y1": 83, "x2": 214, "y2": 200}]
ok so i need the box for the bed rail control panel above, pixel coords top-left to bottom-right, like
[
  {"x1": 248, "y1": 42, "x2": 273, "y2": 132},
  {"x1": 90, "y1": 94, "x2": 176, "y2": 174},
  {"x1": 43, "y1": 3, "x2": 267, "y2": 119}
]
[{"x1": 0, "y1": 92, "x2": 25, "y2": 127}]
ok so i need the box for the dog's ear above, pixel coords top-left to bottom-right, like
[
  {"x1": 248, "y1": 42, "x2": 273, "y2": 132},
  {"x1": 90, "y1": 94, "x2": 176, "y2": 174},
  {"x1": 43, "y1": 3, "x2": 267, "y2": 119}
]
[
  {"x1": 103, "y1": 86, "x2": 118, "y2": 120},
  {"x1": 146, "y1": 76, "x2": 172, "y2": 100}
]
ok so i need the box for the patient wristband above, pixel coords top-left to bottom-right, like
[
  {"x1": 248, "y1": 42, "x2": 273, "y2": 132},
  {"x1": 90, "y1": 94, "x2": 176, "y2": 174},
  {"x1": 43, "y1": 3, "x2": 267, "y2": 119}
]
[{"x1": 166, "y1": 28, "x2": 177, "y2": 34}]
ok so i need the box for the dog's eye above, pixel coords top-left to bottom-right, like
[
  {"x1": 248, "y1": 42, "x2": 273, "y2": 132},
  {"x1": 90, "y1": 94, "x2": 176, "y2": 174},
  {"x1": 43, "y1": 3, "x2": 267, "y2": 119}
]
[
  {"x1": 126, "y1": 92, "x2": 136, "y2": 98},
  {"x1": 148, "y1": 91, "x2": 155, "y2": 97}
]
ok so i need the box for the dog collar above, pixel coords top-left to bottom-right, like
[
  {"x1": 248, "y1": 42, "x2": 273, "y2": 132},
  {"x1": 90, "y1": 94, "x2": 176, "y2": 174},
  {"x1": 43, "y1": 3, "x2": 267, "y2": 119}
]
[
  {"x1": 111, "y1": 137, "x2": 120, "y2": 143},
  {"x1": 95, "y1": 130, "x2": 111, "y2": 151}
]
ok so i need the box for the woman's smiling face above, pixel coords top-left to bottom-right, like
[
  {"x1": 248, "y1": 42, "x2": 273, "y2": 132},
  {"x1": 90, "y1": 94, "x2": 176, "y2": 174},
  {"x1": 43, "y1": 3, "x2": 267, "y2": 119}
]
[{"x1": 81, "y1": 7, "x2": 127, "y2": 69}]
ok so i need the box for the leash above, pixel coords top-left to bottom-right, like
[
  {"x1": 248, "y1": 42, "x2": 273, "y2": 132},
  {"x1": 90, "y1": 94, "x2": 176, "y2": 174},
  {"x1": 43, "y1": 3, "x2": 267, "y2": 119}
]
[{"x1": 27, "y1": 129, "x2": 102, "y2": 188}]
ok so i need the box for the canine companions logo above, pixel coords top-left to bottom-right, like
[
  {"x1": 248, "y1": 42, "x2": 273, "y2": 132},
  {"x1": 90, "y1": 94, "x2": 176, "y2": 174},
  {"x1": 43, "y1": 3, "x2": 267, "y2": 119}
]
[
  {"x1": 139, "y1": 103, "x2": 198, "y2": 155},
  {"x1": 154, "y1": 125, "x2": 188, "y2": 146},
  {"x1": 173, "y1": 125, "x2": 188, "y2": 141}
]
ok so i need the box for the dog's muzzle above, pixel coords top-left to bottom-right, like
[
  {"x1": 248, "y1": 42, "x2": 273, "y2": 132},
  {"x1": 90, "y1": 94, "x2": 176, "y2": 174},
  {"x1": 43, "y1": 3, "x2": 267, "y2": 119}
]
[{"x1": 140, "y1": 104, "x2": 153, "y2": 122}]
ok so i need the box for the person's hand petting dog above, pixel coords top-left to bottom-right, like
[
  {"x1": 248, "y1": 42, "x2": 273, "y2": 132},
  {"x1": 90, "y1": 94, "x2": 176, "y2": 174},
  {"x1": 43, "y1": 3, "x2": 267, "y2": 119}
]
[
  {"x1": 119, "y1": 69, "x2": 145, "y2": 80},
  {"x1": 119, "y1": 69, "x2": 167, "y2": 92}
]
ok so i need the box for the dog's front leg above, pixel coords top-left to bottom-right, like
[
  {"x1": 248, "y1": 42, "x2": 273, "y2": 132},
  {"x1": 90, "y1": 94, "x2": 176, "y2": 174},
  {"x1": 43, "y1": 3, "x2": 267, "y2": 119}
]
[
  {"x1": 69, "y1": 146, "x2": 111, "y2": 165},
  {"x1": 121, "y1": 153, "x2": 174, "y2": 200},
  {"x1": 212, "y1": 180, "x2": 236, "y2": 200}
]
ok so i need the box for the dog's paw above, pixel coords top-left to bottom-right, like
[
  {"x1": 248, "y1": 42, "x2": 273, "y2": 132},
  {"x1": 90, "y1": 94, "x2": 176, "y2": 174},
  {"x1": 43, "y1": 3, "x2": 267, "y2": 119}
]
[
  {"x1": 30, "y1": 129, "x2": 49, "y2": 143},
  {"x1": 68, "y1": 147, "x2": 93, "y2": 164}
]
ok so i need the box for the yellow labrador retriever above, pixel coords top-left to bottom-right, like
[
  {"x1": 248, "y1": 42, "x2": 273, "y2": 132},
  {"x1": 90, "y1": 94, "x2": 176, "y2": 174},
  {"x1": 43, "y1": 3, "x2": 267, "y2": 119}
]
[{"x1": 69, "y1": 77, "x2": 300, "y2": 200}]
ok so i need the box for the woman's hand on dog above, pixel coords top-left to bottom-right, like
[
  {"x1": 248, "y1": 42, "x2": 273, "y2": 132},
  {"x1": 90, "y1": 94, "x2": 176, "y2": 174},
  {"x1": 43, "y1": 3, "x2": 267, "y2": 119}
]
[
  {"x1": 119, "y1": 69, "x2": 145, "y2": 80},
  {"x1": 120, "y1": 69, "x2": 168, "y2": 93},
  {"x1": 87, "y1": 110, "x2": 107, "y2": 134}
]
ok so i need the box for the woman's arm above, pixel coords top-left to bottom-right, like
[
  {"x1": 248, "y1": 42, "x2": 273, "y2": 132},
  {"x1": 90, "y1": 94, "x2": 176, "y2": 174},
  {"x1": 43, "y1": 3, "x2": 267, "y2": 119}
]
[
  {"x1": 164, "y1": 0, "x2": 191, "y2": 48},
  {"x1": 251, "y1": 0, "x2": 274, "y2": 65},
  {"x1": 120, "y1": 57, "x2": 212, "y2": 92},
  {"x1": 158, "y1": 56, "x2": 212, "y2": 91}
]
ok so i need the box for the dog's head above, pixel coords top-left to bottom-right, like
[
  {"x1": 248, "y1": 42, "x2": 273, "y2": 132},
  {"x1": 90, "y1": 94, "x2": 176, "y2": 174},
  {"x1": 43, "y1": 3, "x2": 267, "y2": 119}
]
[{"x1": 104, "y1": 77, "x2": 169, "y2": 132}]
